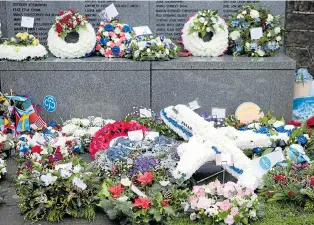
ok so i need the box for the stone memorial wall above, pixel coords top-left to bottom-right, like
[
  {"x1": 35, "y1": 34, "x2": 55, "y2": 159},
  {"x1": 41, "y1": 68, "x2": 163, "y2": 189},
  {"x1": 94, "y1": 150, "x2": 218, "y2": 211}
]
[{"x1": 0, "y1": 0, "x2": 286, "y2": 45}]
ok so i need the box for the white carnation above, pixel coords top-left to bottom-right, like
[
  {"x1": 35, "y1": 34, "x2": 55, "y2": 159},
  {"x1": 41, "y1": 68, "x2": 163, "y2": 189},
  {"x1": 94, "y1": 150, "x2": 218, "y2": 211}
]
[
  {"x1": 199, "y1": 17, "x2": 205, "y2": 23},
  {"x1": 237, "y1": 14, "x2": 244, "y2": 19},
  {"x1": 276, "y1": 36, "x2": 282, "y2": 41},
  {"x1": 242, "y1": 10, "x2": 247, "y2": 15},
  {"x1": 229, "y1": 30, "x2": 240, "y2": 41},
  {"x1": 256, "y1": 49, "x2": 265, "y2": 56},
  {"x1": 250, "y1": 10, "x2": 260, "y2": 19},
  {"x1": 267, "y1": 14, "x2": 274, "y2": 23},
  {"x1": 274, "y1": 27, "x2": 281, "y2": 34}
]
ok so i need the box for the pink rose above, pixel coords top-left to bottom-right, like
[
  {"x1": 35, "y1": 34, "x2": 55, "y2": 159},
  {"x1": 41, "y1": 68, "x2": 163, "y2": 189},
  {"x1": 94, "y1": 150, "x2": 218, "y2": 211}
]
[
  {"x1": 109, "y1": 31, "x2": 114, "y2": 37},
  {"x1": 120, "y1": 32, "x2": 125, "y2": 37},
  {"x1": 192, "y1": 186, "x2": 205, "y2": 197},
  {"x1": 224, "y1": 215, "x2": 235, "y2": 225},
  {"x1": 231, "y1": 207, "x2": 239, "y2": 216},
  {"x1": 245, "y1": 188, "x2": 254, "y2": 196},
  {"x1": 116, "y1": 41, "x2": 122, "y2": 47},
  {"x1": 118, "y1": 25, "x2": 123, "y2": 30},
  {"x1": 237, "y1": 190, "x2": 245, "y2": 197},
  {"x1": 197, "y1": 197, "x2": 213, "y2": 209},
  {"x1": 118, "y1": 52, "x2": 123, "y2": 57},
  {"x1": 96, "y1": 44, "x2": 102, "y2": 51},
  {"x1": 120, "y1": 36, "x2": 126, "y2": 42},
  {"x1": 105, "y1": 49, "x2": 112, "y2": 58},
  {"x1": 216, "y1": 200, "x2": 231, "y2": 211},
  {"x1": 109, "y1": 42, "x2": 115, "y2": 48},
  {"x1": 96, "y1": 36, "x2": 101, "y2": 41},
  {"x1": 190, "y1": 199, "x2": 198, "y2": 209}
]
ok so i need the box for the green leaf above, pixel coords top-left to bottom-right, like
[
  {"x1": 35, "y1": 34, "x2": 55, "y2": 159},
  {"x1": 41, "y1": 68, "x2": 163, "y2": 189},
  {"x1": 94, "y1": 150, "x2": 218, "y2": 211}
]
[
  {"x1": 164, "y1": 206, "x2": 175, "y2": 217},
  {"x1": 153, "y1": 211, "x2": 162, "y2": 222},
  {"x1": 262, "y1": 148, "x2": 274, "y2": 156}
]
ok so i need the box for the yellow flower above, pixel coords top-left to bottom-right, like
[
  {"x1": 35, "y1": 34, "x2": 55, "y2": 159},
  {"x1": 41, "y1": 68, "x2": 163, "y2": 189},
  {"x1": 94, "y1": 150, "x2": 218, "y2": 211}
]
[
  {"x1": 14, "y1": 47, "x2": 20, "y2": 52},
  {"x1": 29, "y1": 34, "x2": 35, "y2": 39},
  {"x1": 20, "y1": 32, "x2": 28, "y2": 40},
  {"x1": 16, "y1": 33, "x2": 22, "y2": 38},
  {"x1": 32, "y1": 39, "x2": 39, "y2": 45}
]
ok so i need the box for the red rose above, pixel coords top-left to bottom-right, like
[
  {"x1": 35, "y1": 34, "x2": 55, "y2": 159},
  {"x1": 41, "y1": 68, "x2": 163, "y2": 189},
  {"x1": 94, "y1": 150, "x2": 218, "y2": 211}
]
[
  {"x1": 59, "y1": 11, "x2": 64, "y2": 16},
  {"x1": 109, "y1": 184, "x2": 124, "y2": 198},
  {"x1": 137, "y1": 172, "x2": 154, "y2": 185},
  {"x1": 267, "y1": 190, "x2": 272, "y2": 196},
  {"x1": 31, "y1": 145, "x2": 42, "y2": 154},
  {"x1": 66, "y1": 15, "x2": 71, "y2": 20},
  {"x1": 76, "y1": 18, "x2": 81, "y2": 23},
  {"x1": 288, "y1": 120, "x2": 301, "y2": 127},
  {"x1": 310, "y1": 177, "x2": 314, "y2": 186},
  {"x1": 61, "y1": 18, "x2": 67, "y2": 24},
  {"x1": 58, "y1": 33, "x2": 62, "y2": 37},
  {"x1": 68, "y1": 9, "x2": 75, "y2": 14},
  {"x1": 48, "y1": 155, "x2": 54, "y2": 163},
  {"x1": 56, "y1": 23, "x2": 62, "y2": 33},
  {"x1": 85, "y1": 16, "x2": 88, "y2": 21},
  {"x1": 68, "y1": 23, "x2": 74, "y2": 29},
  {"x1": 288, "y1": 190, "x2": 294, "y2": 197},
  {"x1": 161, "y1": 200, "x2": 169, "y2": 207},
  {"x1": 25, "y1": 151, "x2": 30, "y2": 156},
  {"x1": 56, "y1": 146, "x2": 61, "y2": 153},
  {"x1": 133, "y1": 197, "x2": 151, "y2": 209},
  {"x1": 273, "y1": 175, "x2": 283, "y2": 181}
]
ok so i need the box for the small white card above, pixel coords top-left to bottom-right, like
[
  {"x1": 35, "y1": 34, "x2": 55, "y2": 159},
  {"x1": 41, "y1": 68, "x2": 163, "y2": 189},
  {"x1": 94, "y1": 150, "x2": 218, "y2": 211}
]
[
  {"x1": 212, "y1": 108, "x2": 226, "y2": 118},
  {"x1": 250, "y1": 27, "x2": 263, "y2": 40},
  {"x1": 189, "y1": 100, "x2": 201, "y2": 110},
  {"x1": 21, "y1": 16, "x2": 34, "y2": 28},
  {"x1": 216, "y1": 153, "x2": 233, "y2": 166},
  {"x1": 139, "y1": 108, "x2": 152, "y2": 118},
  {"x1": 131, "y1": 185, "x2": 147, "y2": 197},
  {"x1": 145, "y1": 131, "x2": 159, "y2": 140},
  {"x1": 128, "y1": 130, "x2": 143, "y2": 141},
  {"x1": 133, "y1": 26, "x2": 153, "y2": 36},
  {"x1": 105, "y1": 3, "x2": 119, "y2": 20}
]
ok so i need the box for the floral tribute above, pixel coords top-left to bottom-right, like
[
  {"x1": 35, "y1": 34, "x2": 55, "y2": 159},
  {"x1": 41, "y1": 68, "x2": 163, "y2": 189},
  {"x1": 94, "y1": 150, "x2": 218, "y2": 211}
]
[
  {"x1": 227, "y1": 4, "x2": 284, "y2": 57},
  {"x1": 0, "y1": 158, "x2": 6, "y2": 179},
  {"x1": 96, "y1": 135, "x2": 189, "y2": 225},
  {"x1": 89, "y1": 121, "x2": 148, "y2": 158},
  {"x1": 185, "y1": 180, "x2": 263, "y2": 225},
  {"x1": 95, "y1": 20, "x2": 133, "y2": 57},
  {"x1": 0, "y1": 32, "x2": 47, "y2": 61},
  {"x1": 47, "y1": 9, "x2": 96, "y2": 58},
  {"x1": 181, "y1": 10, "x2": 229, "y2": 57},
  {"x1": 295, "y1": 68, "x2": 313, "y2": 83},
  {"x1": 125, "y1": 35, "x2": 178, "y2": 61}
]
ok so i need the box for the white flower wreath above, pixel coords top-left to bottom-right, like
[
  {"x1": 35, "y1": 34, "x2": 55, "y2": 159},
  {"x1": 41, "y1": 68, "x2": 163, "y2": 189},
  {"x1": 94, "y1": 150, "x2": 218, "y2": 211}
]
[
  {"x1": 47, "y1": 9, "x2": 96, "y2": 59},
  {"x1": 0, "y1": 33, "x2": 47, "y2": 61},
  {"x1": 182, "y1": 10, "x2": 228, "y2": 57}
]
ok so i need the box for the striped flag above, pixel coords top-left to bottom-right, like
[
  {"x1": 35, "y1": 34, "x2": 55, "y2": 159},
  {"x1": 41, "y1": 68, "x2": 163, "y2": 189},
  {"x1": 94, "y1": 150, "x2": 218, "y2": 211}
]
[
  {"x1": 32, "y1": 116, "x2": 47, "y2": 129},
  {"x1": 16, "y1": 114, "x2": 30, "y2": 132}
]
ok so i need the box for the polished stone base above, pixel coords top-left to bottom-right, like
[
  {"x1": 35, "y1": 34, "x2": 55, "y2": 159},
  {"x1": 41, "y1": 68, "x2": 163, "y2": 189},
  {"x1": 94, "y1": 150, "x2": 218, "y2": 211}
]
[{"x1": 0, "y1": 53, "x2": 296, "y2": 122}]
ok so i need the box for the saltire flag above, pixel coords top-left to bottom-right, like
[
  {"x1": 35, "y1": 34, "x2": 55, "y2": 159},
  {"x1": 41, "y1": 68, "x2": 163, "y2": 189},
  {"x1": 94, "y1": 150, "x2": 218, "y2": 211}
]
[{"x1": 16, "y1": 114, "x2": 30, "y2": 132}]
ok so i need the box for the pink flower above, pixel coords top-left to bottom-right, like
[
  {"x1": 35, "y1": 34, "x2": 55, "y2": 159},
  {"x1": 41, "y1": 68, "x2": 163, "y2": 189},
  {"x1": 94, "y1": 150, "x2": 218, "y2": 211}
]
[
  {"x1": 190, "y1": 213, "x2": 197, "y2": 221},
  {"x1": 237, "y1": 190, "x2": 245, "y2": 197},
  {"x1": 184, "y1": 203, "x2": 189, "y2": 212},
  {"x1": 116, "y1": 41, "x2": 122, "y2": 47},
  {"x1": 96, "y1": 44, "x2": 102, "y2": 51},
  {"x1": 109, "y1": 31, "x2": 114, "y2": 37},
  {"x1": 190, "y1": 199, "x2": 198, "y2": 209},
  {"x1": 192, "y1": 186, "x2": 205, "y2": 197},
  {"x1": 105, "y1": 49, "x2": 112, "y2": 57},
  {"x1": 231, "y1": 207, "x2": 239, "y2": 216},
  {"x1": 245, "y1": 188, "x2": 254, "y2": 196},
  {"x1": 120, "y1": 36, "x2": 126, "y2": 42},
  {"x1": 98, "y1": 26, "x2": 104, "y2": 31},
  {"x1": 216, "y1": 200, "x2": 231, "y2": 211},
  {"x1": 109, "y1": 42, "x2": 115, "y2": 48},
  {"x1": 96, "y1": 36, "x2": 101, "y2": 41},
  {"x1": 118, "y1": 52, "x2": 123, "y2": 57},
  {"x1": 224, "y1": 215, "x2": 235, "y2": 225},
  {"x1": 120, "y1": 32, "x2": 125, "y2": 37},
  {"x1": 197, "y1": 197, "x2": 213, "y2": 209}
]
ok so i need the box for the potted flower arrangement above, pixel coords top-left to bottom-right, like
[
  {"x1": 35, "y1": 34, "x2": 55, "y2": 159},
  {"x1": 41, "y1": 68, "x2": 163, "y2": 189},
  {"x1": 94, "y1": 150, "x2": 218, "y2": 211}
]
[
  {"x1": 184, "y1": 180, "x2": 264, "y2": 225},
  {"x1": 294, "y1": 68, "x2": 313, "y2": 98}
]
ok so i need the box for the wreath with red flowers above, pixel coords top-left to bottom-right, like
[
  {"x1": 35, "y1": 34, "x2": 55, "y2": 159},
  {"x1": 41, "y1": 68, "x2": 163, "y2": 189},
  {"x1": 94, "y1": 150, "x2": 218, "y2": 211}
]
[
  {"x1": 54, "y1": 9, "x2": 88, "y2": 38},
  {"x1": 89, "y1": 121, "x2": 148, "y2": 158}
]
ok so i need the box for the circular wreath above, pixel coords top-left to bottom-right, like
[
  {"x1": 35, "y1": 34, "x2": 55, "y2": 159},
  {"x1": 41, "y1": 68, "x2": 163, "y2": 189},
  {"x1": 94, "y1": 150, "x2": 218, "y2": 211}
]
[
  {"x1": 0, "y1": 33, "x2": 47, "y2": 61},
  {"x1": 95, "y1": 20, "x2": 133, "y2": 58},
  {"x1": 47, "y1": 9, "x2": 96, "y2": 59},
  {"x1": 227, "y1": 4, "x2": 284, "y2": 57},
  {"x1": 181, "y1": 10, "x2": 228, "y2": 57},
  {"x1": 89, "y1": 121, "x2": 148, "y2": 158}
]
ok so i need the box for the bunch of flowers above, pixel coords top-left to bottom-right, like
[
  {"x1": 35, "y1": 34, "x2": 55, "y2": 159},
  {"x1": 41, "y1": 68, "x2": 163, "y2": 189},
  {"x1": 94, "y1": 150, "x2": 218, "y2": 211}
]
[
  {"x1": 0, "y1": 158, "x2": 6, "y2": 179},
  {"x1": 125, "y1": 35, "x2": 178, "y2": 61},
  {"x1": 184, "y1": 180, "x2": 263, "y2": 225},
  {"x1": 0, "y1": 32, "x2": 47, "y2": 61},
  {"x1": 181, "y1": 10, "x2": 229, "y2": 57},
  {"x1": 227, "y1": 4, "x2": 284, "y2": 57},
  {"x1": 47, "y1": 9, "x2": 96, "y2": 58},
  {"x1": 262, "y1": 162, "x2": 314, "y2": 209},
  {"x1": 295, "y1": 68, "x2": 313, "y2": 83},
  {"x1": 0, "y1": 133, "x2": 15, "y2": 158},
  {"x1": 89, "y1": 121, "x2": 148, "y2": 158},
  {"x1": 95, "y1": 20, "x2": 133, "y2": 57}
]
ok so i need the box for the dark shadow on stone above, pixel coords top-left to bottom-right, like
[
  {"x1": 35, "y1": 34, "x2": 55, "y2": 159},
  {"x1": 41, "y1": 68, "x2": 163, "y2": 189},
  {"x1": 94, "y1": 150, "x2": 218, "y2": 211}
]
[
  {"x1": 65, "y1": 31, "x2": 80, "y2": 44},
  {"x1": 198, "y1": 31, "x2": 214, "y2": 42}
]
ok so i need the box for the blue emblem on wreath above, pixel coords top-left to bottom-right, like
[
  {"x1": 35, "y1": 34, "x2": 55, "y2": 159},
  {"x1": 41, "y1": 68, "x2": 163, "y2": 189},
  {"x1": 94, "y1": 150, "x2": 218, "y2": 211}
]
[{"x1": 259, "y1": 156, "x2": 271, "y2": 170}]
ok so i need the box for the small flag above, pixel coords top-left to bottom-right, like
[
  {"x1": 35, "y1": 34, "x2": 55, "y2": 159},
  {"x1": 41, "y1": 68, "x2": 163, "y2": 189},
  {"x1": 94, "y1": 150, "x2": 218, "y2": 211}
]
[
  {"x1": 33, "y1": 116, "x2": 46, "y2": 129},
  {"x1": 17, "y1": 114, "x2": 30, "y2": 132}
]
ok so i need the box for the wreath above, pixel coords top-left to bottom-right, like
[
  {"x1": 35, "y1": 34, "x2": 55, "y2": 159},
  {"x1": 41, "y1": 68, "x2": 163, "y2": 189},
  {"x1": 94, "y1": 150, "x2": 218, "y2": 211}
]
[
  {"x1": 181, "y1": 10, "x2": 228, "y2": 57},
  {"x1": 0, "y1": 32, "x2": 47, "y2": 61},
  {"x1": 227, "y1": 4, "x2": 284, "y2": 57},
  {"x1": 47, "y1": 9, "x2": 96, "y2": 59},
  {"x1": 95, "y1": 20, "x2": 133, "y2": 58},
  {"x1": 125, "y1": 35, "x2": 178, "y2": 61},
  {"x1": 89, "y1": 121, "x2": 148, "y2": 158}
]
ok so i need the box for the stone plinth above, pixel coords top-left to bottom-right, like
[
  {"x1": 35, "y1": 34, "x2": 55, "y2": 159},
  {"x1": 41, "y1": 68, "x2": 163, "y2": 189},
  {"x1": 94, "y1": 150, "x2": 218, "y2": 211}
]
[
  {"x1": 0, "y1": 57, "x2": 150, "y2": 122},
  {"x1": 151, "y1": 53, "x2": 296, "y2": 120}
]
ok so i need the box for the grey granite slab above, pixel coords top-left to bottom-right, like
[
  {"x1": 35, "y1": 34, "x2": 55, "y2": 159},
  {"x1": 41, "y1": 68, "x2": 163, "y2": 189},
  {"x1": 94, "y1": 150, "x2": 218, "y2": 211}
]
[
  {"x1": 152, "y1": 52, "x2": 296, "y2": 70},
  {"x1": 1, "y1": 70, "x2": 150, "y2": 122},
  {"x1": 151, "y1": 69, "x2": 294, "y2": 120},
  {"x1": 0, "y1": 57, "x2": 150, "y2": 71}
]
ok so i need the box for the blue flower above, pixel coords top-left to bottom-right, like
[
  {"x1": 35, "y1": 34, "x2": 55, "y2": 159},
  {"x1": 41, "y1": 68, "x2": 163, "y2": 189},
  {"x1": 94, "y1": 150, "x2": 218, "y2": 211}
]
[
  {"x1": 254, "y1": 126, "x2": 270, "y2": 136},
  {"x1": 253, "y1": 147, "x2": 262, "y2": 154},
  {"x1": 112, "y1": 46, "x2": 120, "y2": 55},
  {"x1": 296, "y1": 68, "x2": 313, "y2": 82},
  {"x1": 255, "y1": 18, "x2": 261, "y2": 22},
  {"x1": 20, "y1": 145, "x2": 29, "y2": 153},
  {"x1": 123, "y1": 25, "x2": 132, "y2": 33},
  {"x1": 297, "y1": 135, "x2": 307, "y2": 146},
  {"x1": 250, "y1": 42, "x2": 258, "y2": 50},
  {"x1": 42, "y1": 128, "x2": 51, "y2": 135},
  {"x1": 47, "y1": 121, "x2": 57, "y2": 127},
  {"x1": 276, "y1": 126, "x2": 286, "y2": 133},
  {"x1": 241, "y1": 22, "x2": 249, "y2": 29},
  {"x1": 100, "y1": 37, "x2": 108, "y2": 45},
  {"x1": 236, "y1": 45, "x2": 242, "y2": 53},
  {"x1": 231, "y1": 20, "x2": 240, "y2": 27},
  {"x1": 239, "y1": 125, "x2": 248, "y2": 131},
  {"x1": 104, "y1": 24, "x2": 114, "y2": 32},
  {"x1": 264, "y1": 41, "x2": 279, "y2": 51}
]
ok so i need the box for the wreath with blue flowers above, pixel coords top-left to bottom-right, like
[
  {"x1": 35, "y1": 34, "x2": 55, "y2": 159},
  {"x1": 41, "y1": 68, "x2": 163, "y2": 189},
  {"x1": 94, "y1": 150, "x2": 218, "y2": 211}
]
[
  {"x1": 95, "y1": 20, "x2": 134, "y2": 58},
  {"x1": 227, "y1": 4, "x2": 284, "y2": 57}
]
